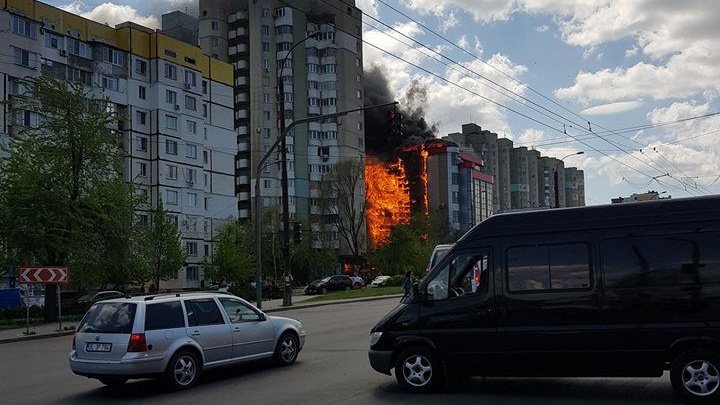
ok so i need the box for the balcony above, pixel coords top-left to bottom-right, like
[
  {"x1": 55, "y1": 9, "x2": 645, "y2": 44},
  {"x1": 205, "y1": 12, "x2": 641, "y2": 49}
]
[{"x1": 238, "y1": 191, "x2": 250, "y2": 201}]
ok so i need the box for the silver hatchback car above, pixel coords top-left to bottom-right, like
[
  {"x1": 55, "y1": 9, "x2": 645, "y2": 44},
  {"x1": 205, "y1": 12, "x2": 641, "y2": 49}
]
[{"x1": 69, "y1": 292, "x2": 305, "y2": 390}]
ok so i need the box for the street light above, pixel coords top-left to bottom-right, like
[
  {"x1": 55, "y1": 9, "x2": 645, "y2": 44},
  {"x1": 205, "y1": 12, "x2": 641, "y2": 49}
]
[
  {"x1": 554, "y1": 151, "x2": 584, "y2": 208},
  {"x1": 276, "y1": 32, "x2": 322, "y2": 307}
]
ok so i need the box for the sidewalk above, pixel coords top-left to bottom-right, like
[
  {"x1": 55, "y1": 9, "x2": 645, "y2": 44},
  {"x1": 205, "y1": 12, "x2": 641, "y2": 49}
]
[{"x1": 0, "y1": 292, "x2": 402, "y2": 344}]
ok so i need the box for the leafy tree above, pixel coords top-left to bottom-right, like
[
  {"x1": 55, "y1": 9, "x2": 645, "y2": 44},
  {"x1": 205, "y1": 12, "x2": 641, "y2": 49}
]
[
  {"x1": 140, "y1": 203, "x2": 186, "y2": 290},
  {"x1": 322, "y1": 159, "x2": 367, "y2": 257},
  {"x1": 0, "y1": 75, "x2": 129, "y2": 320},
  {"x1": 203, "y1": 220, "x2": 254, "y2": 286}
]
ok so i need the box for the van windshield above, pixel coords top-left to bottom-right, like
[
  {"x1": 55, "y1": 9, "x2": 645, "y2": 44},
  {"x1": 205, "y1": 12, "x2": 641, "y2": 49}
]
[
  {"x1": 77, "y1": 303, "x2": 137, "y2": 334},
  {"x1": 431, "y1": 248, "x2": 451, "y2": 268}
]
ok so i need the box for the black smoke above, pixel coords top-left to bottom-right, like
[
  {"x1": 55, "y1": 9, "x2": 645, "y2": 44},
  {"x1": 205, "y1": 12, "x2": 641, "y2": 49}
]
[{"x1": 363, "y1": 66, "x2": 437, "y2": 161}]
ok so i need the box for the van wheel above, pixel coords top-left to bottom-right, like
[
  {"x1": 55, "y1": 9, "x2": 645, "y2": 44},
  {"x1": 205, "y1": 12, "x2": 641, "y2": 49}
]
[
  {"x1": 166, "y1": 350, "x2": 201, "y2": 390},
  {"x1": 671, "y1": 349, "x2": 720, "y2": 403},
  {"x1": 395, "y1": 346, "x2": 441, "y2": 393},
  {"x1": 274, "y1": 332, "x2": 299, "y2": 366}
]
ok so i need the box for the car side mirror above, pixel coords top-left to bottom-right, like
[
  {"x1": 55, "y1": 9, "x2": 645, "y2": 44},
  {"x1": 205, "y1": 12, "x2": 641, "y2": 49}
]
[{"x1": 259, "y1": 313, "x2": 267, "y2": 322}]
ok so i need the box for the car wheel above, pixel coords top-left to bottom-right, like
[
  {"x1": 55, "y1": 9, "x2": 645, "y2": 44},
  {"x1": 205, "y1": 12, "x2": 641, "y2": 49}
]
[
  {"x1": 166, "y1": 350, "x2": 201, "y2": 390},
  {"x1": 274, "y1": 332, "x2": 299, "y2": 366},
  {"x1": 322, "y1": 287, "x2": 327, "y2": 295},
  {"x1": 395, "y1": 346, "x2": 442, "y2": 393},
  {"x1": 99, "y1": 377, "x2": 127, "y2": 387},
  {"x1": 671, "y1": 349, "x2": 720, "y2": 403}
]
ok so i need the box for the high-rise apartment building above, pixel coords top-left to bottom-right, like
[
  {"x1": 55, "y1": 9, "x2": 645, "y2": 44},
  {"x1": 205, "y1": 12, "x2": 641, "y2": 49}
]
[
  {"x1": 0, "y1": 0, "x2": 237, "y2": 289},
  {"x1": 448, "y1": 123, "x2": 585, "y2": 212},
  {"x1": 167, "y1": 0, "x2": 365, "y2": 254}
]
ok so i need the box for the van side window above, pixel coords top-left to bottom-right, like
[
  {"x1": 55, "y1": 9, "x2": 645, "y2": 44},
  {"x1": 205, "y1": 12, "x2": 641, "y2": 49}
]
[
  {"x1": 507, "y1": 243, "x2": 590, "y2": 292},
  {"x1": 426, "y1": 252, "x2": 490, "y2": 300},
  {"x1": 602, "y1": 232, "x2": 720, "y2": 288}
]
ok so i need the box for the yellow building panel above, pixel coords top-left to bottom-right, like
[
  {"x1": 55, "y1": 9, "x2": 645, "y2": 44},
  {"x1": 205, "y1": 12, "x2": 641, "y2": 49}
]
[
  {"x1": 86, "y1": 19, "x2": 124, "y2": 49},
  {"x1": 33, "y1": 2, "x2": 64, "y2": 27},
  {"x1": 5, "y1": 0, "x2": 33, "y2": 17},
  {"x1": 60, "y1": 12, "x2": 89, "y2": 41},
  {"x1": 123, "y1": 27, "x2": 150, "y2": 59},
  {"x1": 210, "y1": 58, "x2": 234, "y2": 86}
]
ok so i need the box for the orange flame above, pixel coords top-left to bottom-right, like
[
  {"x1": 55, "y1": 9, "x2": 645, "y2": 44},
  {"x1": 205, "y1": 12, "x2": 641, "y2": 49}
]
[
  {"x1": 421, "y1": 146, "x2": 429, "y2": 216},
  {"x1": 365, "y1": 158, "x2": 411, "y2": 247}
]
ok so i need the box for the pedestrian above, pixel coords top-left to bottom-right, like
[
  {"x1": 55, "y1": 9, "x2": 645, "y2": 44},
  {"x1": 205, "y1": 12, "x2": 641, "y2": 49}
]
[
  {"x1": 401, "y1": 271, "x2": 414, "y2": 297},
  {"x1": 218, "y1": 278, "x2": 228, "y2": 293},
  {"x1": 264, "y1": 278, "x2": 274, "y2": 300}
]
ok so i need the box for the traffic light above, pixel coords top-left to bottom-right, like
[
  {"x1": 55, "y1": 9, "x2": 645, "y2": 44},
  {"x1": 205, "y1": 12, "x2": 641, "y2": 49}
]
[
  {"x1": 387, "y1": 107, "x2": 402, "y2": 137},
  {"x1": 293, "y1": 222, "x2": 302, "y2": 244}
]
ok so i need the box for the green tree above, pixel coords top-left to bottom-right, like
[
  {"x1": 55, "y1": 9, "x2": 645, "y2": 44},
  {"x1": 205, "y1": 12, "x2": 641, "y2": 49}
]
[
  {"x1": 203, "y1": 220, "x2": 254, "y2": 285},
  {"x1": 323, "y1": 159, "x2": 367, "y2": 257},
  {"x1": 140, "y1": 203, "x2": 186, "y2": 290},
  {"x1": 0, "y1": 75, "x2": 130, "y2": 319}
]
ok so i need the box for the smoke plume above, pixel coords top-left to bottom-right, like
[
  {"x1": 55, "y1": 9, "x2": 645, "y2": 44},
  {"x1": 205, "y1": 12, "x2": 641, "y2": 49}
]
[{"x1": 363, "y1": 66, "x2": 437, "y2": 160}]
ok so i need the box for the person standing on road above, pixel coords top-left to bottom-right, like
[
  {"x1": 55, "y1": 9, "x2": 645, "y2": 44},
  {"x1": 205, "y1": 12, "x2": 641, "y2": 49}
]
[
  {"x1": 264, "y1": 278, "x2": 274, "y2": 301},
  {"x1": 401, "y1": 271, "x2": 414, "y2": 297},
  {"x1": 218, "y1": 278, "x2": 228, "y2": 293}
]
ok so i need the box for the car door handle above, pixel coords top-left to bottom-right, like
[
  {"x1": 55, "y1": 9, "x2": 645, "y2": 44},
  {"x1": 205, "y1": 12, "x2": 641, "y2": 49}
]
[
  {"x1": 190, "y1": 330, "x2": 201, "y2": 336},
  {"x1": 233, "y1": 327, "x2": 242, "y2": 333}
]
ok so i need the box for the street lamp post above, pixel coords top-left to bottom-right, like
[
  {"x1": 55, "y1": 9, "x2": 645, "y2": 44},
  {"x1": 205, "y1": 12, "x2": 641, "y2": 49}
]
[
  {"x1": 555, "y1": 151, "x2": 584, "y2": 208},
  {"x1": 276, "y1": 32, "x2": 322, "y2": 307}
]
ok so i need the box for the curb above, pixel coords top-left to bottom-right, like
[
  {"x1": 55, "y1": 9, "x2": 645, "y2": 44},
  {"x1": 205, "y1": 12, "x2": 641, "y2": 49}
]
[
  {"x1": 0, "y1": 294, "x2": 403, "y2": 344},
  {"x1": 263, "y1": 294, "x2": 403, "y2": 313},
  {"x1": 0, "y1": 330, "x2": 74, "y2": 345}
]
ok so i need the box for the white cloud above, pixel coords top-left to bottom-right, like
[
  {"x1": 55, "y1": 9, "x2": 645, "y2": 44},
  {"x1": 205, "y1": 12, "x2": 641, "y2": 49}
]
[
  {"x1": 535, "y1": 25, "x2": 549, "y2": 33},
  {"x1": 625, "y1": 47, "x2": 638, "y2": 58},
  {"x1": 440, "y1": 11, "x2": 459, "y2": 32},
  {"x1": 61, "y1": 2, "x2": 159, "y2": 28},
  {"x1": 457, "y1": 35, "x2": 468, "y2": 50},
  {"x1": 406, "y1": 0, "x2": 516, "y2": 23},
  {"x1": 356, "y1": 0, "x2": 379, "y2": 18},
  {"x1": 581, "y1": 101, "x2": 644, "y2": 115}
]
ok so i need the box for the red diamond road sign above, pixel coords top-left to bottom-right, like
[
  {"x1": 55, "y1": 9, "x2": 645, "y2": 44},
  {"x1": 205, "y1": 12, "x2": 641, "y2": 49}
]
[{"x1": 18, "y1": 267, "x2": 69, "y2": 284}]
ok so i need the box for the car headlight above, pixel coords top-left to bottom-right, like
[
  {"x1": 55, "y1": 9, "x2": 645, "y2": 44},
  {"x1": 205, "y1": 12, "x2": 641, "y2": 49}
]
[{"x1": 369, "y1": 331, "x2": 383, "y2": 347}]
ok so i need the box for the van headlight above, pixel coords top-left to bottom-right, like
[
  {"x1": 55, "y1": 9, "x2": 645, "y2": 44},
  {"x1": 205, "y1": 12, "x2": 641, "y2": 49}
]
[{"x1": 369, "y1": 331, "x2": 383, "y2": 347}]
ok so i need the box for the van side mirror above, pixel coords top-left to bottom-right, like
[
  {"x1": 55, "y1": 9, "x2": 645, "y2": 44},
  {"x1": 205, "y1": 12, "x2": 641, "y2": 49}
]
[{"x1": 412, "y1": 282, "x2": 424, "y2": 301}]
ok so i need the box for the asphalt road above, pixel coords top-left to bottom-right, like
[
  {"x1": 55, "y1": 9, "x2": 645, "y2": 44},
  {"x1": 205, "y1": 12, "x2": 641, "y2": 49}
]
[{"x1": 0, "y1": 298, "x2": 686, "y2": 404}]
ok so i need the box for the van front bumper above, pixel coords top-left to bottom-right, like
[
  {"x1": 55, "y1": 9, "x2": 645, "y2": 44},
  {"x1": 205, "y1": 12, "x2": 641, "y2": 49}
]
[
  {"x1": 69, "y1": 350, "x2": 166, "y2": 378},
  {"x1": 369, "y1": 350, "x2": 393, "y2": 375}
]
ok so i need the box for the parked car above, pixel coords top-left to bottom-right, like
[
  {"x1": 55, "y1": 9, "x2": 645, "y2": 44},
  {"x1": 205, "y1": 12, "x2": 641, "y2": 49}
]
[
  {"x1": 69, "y1": 292, "x2": 305, "y2": 390},
  {"x1": 369, "y1": 196, "x2": 720, "y2": 403},
  {"x1": 76, "y1": 291, "x2": 126, "y2": 305},
  {"x1": 304, "y1": 275, "x2": 353, "y2": 295},
  {"x1": 370, "y1": 276, "x2": 391, "y2": 288},
  {"x1": 350, "y1": 276, "x2": 365, "y2": 289},
  {"x1": 426, "y1": 243, "x2": 453, "y2": 273}
]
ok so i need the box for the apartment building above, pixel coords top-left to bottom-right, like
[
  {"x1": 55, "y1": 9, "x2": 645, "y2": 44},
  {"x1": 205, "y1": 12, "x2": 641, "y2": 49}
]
[
  {"x1": 164, "y1": 0, "x2": 365, "y2": 254},
  {"x1": 447, "y1": 122, "x2": 585, "y2": 212},
  {"x1": 0, "y1": 0, "x2": 237, "y2": 288}
]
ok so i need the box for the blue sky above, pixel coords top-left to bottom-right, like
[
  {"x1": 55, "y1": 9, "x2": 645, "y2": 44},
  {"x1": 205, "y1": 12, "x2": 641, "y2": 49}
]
[{"x1": 47, "y1": 0, "x2": 720, "y2": 204}]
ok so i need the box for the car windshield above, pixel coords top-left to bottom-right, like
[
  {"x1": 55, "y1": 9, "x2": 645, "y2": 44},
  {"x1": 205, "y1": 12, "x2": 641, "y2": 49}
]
[{"x1": 77, "y1": 303, "x2": 137, "y2": 334}]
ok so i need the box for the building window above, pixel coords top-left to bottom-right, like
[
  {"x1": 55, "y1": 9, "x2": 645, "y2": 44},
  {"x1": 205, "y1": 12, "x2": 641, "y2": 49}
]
[
  {"x1": 185, "y1": 70, "x2": 197, "y2": 87},
  {"x1": 45, "y1": 33, "x2": 64, "y2": 49},
  {"x1": 166, "y1": 90, "x2": 177, "y2": 105},
  {"x1": 187, "y1": 120, "x2": 197, "y2": 134},
  {"x1": 212, "y1": 37, "x2": 220, "y2": 48},
  {"x1": 166, "y1": 115, "x2": 178, "y2": 130},
  {"x1": 12, "y1": 16, "x2": 37, "y2": 39},
  {"x1": 67, "y1": 38, "x2": 91, "y2": 59},
  {"x1": 262, "y1": 7, "x2": 270, "y2": 18},
  {"x1": 186, "y1": 266, "x2": 199, "y2": 281},
  {"x1": 103, "y1": 48, "x2": 125, "y2": 67},
  {"x1": 166, "y1": 140, "x2": 178, "y2": 155},
  {"x1": 138, "y1": 85, "x2": 146, "y2": 100},
  {"x1": 13, "y1": 47, "x2": 36, "y2": 68},
  {"x1": 263, "y1": 93, "x2": 271, "y2": 103},
  {"x1": 137, "y1": 162, "x2": 147, "y2": 177},
  {"x1": 164, "y1": 63, "x2": 177, "y2": 80},
  {"x1": 185, "y1": 95, "x2": 197, "y2": 111},
  {"x1": 187, "y1": 193, "x2": 197, "y2": 207},
  {"x1": 452, "y1": 210, "x2": 460, "y2": 223},
  {"x1": 101, "y1": 75, "x2": 118, "y2": 91},
  {"x1": 261, "y1": 25, "x2": 270, "y2": 35},
  {"x1": 202, "y1": 80, "x2": 208, "y2": 94},
  {"x1": 136, "y1": 111, "x2": 147, "y2": 125},
  {"x1": 263, "y1": 111, "x2": 271, "y2": 121},
  {"x1": 451, "y1": 173, "x2": 459, "y2": 185},
  {"x1": 203, "y1": 104, "x2": 208, "y2": 118},
  {"x1": 211, "y1": 20, "x2": 219, "y2": 31},
  {"x1": 203, "y1": 150, "x2": 209, "y2": 164},
  {"x1": 135, "y1": 59, "x2": 147, "y2": 74},
  {"x1": 187, "y1": 242, "x2": 198, "y2": 256},
  {"x1": 167, "y1": 164, "x2": 178, "y2": 179},
  {"x1": 262, "y1": 42, "x2": 270, "y2": 52},
  {"x1": 264, "y1": 179, "x2": 271, "y2": 189},
  {"x1": 186, "y1": 144, "x2": 198, "y2": 159},
  {"x1": 452, "y1": 191, "x2": 459, "y2": 204},
  {"x1": 137, "y1": 137, "x2": 148, "y2": 151},
  {"x1": 166, "y1": 190, "x2": 178, "y2": 205}
]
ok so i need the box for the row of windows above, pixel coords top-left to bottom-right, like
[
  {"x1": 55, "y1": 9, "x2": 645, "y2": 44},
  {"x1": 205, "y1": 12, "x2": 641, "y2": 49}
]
[
  {"x1": 143, "y1": 298, "x2": 262, "y2": 330},
  {"x1": 309, "y1": 130, "x2": 337, "y2": 140},
  {"x1": 307, "y1": 81, "x2": 337, "y2": 91},
  {"x1": 307, "y1": 64, "x2": 337, "y2": 74}
]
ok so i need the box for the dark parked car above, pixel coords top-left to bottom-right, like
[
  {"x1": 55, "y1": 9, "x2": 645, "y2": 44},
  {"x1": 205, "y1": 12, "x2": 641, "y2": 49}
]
[
  {"x1": 304, "y1": 275, "x2": 353, "y2": 295},
  {"x1": 369, "y1": 196, "x2": 720, "y2": 403}
]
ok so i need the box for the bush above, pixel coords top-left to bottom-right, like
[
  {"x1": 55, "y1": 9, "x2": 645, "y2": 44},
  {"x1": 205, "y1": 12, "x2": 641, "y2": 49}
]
[{"x1": 386, "y1": 275, "x2": 403, "y2": 287}]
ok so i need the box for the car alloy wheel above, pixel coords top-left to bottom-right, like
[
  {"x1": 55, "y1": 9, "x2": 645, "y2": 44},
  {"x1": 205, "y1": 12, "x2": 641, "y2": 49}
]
[
  {"x1": 166, "y1": 350, "x2": 200, "y2": 390},
  {"x1": 395, "y1": 346, "x2": 441, "y2": 393},
  {"x1": 274, "y1": 332, "x2": 299, "y2": 366},
  {"x1": 671, "y1": 349, "x2": 720, "y2": 403}
]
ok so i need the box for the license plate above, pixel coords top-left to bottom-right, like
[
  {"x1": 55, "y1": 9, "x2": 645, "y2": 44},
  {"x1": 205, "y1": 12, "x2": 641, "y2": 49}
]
[{"x1": 85, "y1": 342, "x2": 112, "y2": 352}]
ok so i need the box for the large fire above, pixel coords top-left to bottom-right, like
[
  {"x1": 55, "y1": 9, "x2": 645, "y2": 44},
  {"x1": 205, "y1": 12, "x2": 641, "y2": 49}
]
[
  {"x1": 365, "y1": 158, "x2": 411, "y2": 248},
  {"x1": 365, "y1": 145, "x2": 430, "y2": 248}
]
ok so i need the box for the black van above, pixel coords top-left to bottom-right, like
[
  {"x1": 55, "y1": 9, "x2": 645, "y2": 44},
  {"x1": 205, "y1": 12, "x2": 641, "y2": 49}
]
[{"x1": 369, "y1": 196, "x2": 720, "y2": 402}]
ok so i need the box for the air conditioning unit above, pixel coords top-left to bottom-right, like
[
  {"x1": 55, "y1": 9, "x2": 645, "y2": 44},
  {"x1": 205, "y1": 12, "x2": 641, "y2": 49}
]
[
  {"x1": 59, "y1": 49, "x2": 67, "y2": 57},
  {"x1": 184, "y1": 83, "x2": 191, "y2": 90},
  {"x1": 174, "y1": 104, "x2": 181, "y2": 110}
]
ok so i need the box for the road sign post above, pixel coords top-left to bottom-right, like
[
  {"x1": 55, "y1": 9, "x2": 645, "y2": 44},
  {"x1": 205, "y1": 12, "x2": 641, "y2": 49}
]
[{"x1": 18, "y1": 267, "x2": 68, "y2": 331}]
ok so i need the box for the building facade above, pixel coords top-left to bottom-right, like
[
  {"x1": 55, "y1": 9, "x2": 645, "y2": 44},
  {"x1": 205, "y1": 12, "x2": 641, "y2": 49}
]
[
  {"x1": 176, "y1": 0, "x2": 365, "y2": 254},
  {"x1": 0, "y1": 0, "x2": 237, "y2": 289},
  {"x1": 447, "y1": 122, "x2": 585, "y2": 212}
]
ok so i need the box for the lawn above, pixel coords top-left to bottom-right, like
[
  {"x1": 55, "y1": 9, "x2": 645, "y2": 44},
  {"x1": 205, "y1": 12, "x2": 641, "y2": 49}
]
[{"x1": 305, "y1": 286, "x2": 403, "y2": 302}]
